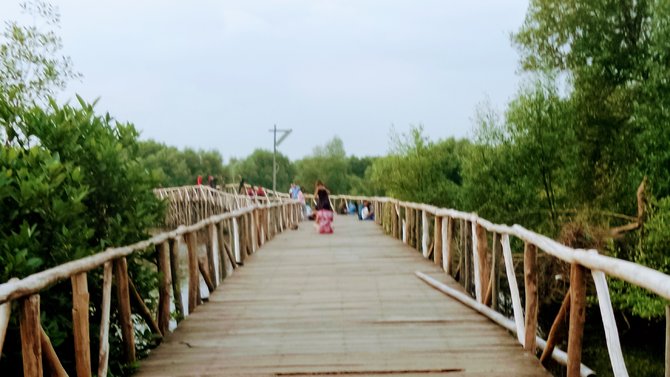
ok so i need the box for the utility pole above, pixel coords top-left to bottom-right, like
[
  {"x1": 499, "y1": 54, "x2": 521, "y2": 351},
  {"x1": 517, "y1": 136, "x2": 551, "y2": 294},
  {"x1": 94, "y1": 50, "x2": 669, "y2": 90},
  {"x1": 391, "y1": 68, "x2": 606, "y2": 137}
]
[{"x1": 269, "y1": 124, "x2": 292, "y2": 192}]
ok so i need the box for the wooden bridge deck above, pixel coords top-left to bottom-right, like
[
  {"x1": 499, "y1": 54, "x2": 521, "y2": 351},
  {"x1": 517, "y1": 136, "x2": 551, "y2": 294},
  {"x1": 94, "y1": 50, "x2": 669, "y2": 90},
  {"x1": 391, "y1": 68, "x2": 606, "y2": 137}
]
[{"x1": 136, "y1": 215, "x2": 550, "y2": 377}]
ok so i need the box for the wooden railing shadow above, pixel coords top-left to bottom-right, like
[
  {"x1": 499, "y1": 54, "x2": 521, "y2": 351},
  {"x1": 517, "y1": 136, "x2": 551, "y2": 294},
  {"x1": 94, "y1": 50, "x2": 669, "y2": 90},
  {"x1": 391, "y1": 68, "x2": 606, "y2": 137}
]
[{"x1": 0, "y1": 185, "x2": 301, "y2": 377}]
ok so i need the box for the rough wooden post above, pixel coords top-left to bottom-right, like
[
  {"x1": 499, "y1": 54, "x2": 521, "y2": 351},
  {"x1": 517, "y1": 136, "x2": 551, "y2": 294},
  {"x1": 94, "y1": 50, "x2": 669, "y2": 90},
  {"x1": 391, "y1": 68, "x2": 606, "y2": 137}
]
[
  {"x1": 98, "y1": 262, "x2": 113, "y2": 377},
  {"x1": 185, "y1": 231, "x2": 201, "y2": 313},
  {"x1": 443, "y1": 217, "x2": 452, "y2": 275},
  {"x1": 474, "y1": 223, "x2": 490, "y2": 303},
  {"x1": 567, "y1": 262, "x2": 587, "y2": 377},
  {"x1": 216, "y1": 222, "x2": 228, "y2": 281},
  {"x1": 157, "y1": 241, "x2": 172, "y2": 336},
  {"x1": 501, "y1": 234, "x2": 526, "y2": 344},
  {"x1": 524, "y1": 242, "x2": 538, "y2": 354},
  {"x1": 20, "y1": 294, "x2": 42, "y2": 377},
  {"x1": 40, "y1": 325, "x2": 67, "y2": 377},
  {"x1": 114, "y1": 257, "x2": 135, "y2": 363},
  {"x1": 434, "y1": 216, "x2": 443, "y2": 267},
  {"x1": 198, "y1": 259, "x2": 215, "y2": 293},
  {"x1": 389, "y1": 203, "x2": 400, "y2": 239},
  {"x1": 462, "y1": 221, "x2": 470, "y2": 291},
  {"x1": 490, "y1": 233, "x2": 501, "y2": 310},
  {"x1": 541, "y1": 291, "x2": 570, "y2": 366},
  {"x1": 250, "y1": 211, "x2": 257, "y2": 253},
  {"x1": 422, "y1": 210, "x2": 429, "y2": 258},
  {"x1": 72, "y1": 272, "x2": 92, "y2": 377},
  {"x1": 206, "y1": 224, "x2": 217, "y2": 287},
  {"x1": 415, "y1": 209, "x2": 421, "y2": 252},
  {"x1": 168, "y1": 238, "x2": 184, "y2": 321},
  {"x1": 232, "y1": 217, "x2": 241, "y2": 264}
]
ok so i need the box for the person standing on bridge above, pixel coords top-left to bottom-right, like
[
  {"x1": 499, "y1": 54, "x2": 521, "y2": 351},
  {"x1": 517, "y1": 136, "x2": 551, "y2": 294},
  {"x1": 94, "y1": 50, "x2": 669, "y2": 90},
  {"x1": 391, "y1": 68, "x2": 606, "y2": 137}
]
[{"x1": 314, "y1": 180, "x2": 334, "y2": 234}]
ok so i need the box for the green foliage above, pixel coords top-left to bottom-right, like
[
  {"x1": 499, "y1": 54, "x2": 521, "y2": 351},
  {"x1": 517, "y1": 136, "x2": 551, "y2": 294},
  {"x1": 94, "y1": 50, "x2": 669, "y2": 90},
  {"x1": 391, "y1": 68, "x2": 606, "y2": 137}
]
[
  {"x1": 369, "y1": 126, "x2": 469, "y2": 208},
  {"x1": 295, "y1": 136, "x2": 350, "y2": 194},
  {"x1": 0, "y1": 97, "x2": 164, "y2": 376},
  {"x1": 229, "y1": 148, "x2": 294, "y2": 190},
  {"x1": 137, "y1": 140, "x2": 230, "y2": 187},
  {"x1": 513, "y1": 0, "x2": 660, "y2": 213},
  {"x1": 462, "y1": 80, "x2": 577, "y2": 234},
  {"x1": 0, "y1": 0, "x2": 80, "y2": 143},
  {"x1": 508, "y1": 0, "x2": 670, "y2": 322},
  {"x1": 609, "y1": 197, "x2": 670, "y2": 319},
  {"x1": 0, "y1": 146, "x2": 90, "y2": 282}
]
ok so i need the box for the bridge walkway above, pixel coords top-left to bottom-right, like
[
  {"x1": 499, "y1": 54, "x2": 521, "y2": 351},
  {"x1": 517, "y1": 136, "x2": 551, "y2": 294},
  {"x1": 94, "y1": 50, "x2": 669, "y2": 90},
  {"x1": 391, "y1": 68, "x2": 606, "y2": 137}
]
[{"x1": 136, "y1": 215, "x2": 549, "y2": 377}]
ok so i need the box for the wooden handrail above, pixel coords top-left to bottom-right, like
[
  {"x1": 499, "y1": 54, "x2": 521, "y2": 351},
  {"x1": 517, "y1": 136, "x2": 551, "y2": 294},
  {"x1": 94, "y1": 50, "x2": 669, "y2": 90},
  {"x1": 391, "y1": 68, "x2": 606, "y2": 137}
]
[
  {"x1": 333, "y1": 195, "x2": 670, "y2": 300},
  {"x1": 337, "y1": 194, "x2": 650, "y2": 377},
  {"x1": 0, "y1": 187, "x2": 303, "y2": 377}
]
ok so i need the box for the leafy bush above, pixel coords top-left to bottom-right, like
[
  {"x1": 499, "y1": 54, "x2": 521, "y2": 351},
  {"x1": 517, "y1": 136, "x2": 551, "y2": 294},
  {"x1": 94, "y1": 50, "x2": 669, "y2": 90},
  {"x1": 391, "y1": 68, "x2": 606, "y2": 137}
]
[{"x1": 0, "y1": 96, "x2": 164, "y2": 376}]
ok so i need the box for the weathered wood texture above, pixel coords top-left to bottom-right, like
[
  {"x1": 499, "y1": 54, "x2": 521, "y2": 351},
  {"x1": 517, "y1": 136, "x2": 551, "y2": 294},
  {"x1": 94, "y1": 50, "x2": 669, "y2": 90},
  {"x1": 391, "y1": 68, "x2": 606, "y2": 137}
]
[
  {"x1": 98, "y1": 261, "x2": 113, "y2": 377},
  {"x1": 136, "y1": 216, "x2": 550, "y2": 377},
  {"x1": 114, "y1": 257, "x2": 135, "y2": 363},
  {"x1": 71, "y1": 272, "x2": 91, "y2": 377},
  {"x1": 20, "y1": 294, "x2": 42, "y2": 377}
]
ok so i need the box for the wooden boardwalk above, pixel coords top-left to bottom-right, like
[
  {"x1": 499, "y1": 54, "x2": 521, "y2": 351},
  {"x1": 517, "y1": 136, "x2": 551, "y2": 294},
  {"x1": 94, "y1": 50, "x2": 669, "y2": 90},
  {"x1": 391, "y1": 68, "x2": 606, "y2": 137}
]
[{"x1": 136, "y1": 215, "x2": 550, "y2": 377}]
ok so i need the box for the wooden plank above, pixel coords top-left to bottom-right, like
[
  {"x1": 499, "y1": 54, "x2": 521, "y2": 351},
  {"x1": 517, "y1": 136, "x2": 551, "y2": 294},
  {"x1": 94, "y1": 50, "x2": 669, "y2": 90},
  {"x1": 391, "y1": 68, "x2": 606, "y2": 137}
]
[
  {"x1": 476, "y1": 223, "x2": 490, "y2": 303},
  {"x1": 434, "y1": 216, "x2": 442, "y2": 267},
  {"x1": 415, "y1": 209, "x2": 421, "y2": 252},
  {"x1": 71, "y1": 272, "x2": 92, "y2": 377},
  {"x1": 185, "y1": 231, "x2": 201, "y2": 313},
  {"x1": 402, "y1": 207, "x2": 407, "y2": 244},
  {"x1": 471, "y1": 221, "x2": 482, "y2": 302},
  {"x1": 98, "y1": 261, "x2": 113, "y2": 377},
  {"x1": 491, "y1": 233, "x2": 501, "y2": 310},
  {"x1": 198, "y1": 258, "x2": 216, "y2": 293},
  {"x1": 540, "y1": 290, "x2": 570, "y2": 366},
  {"x1": 233, "y1": 217, "x2": 241, "y2": 264},
  {"x1": 568, "y1": 262, "x2": 587, "y2": 377},
  {"x1": 442, "y1": 217, "x2": 450, "y2": 274},
  {"x1": 40, "y1": 325, "x2": 68, "y2": 377},
  {"x1": 422, "y1": 210, "x2": 429, "y2": 258},
  {"x1": 157, "y1": 241, "x2": 172, "y2": 336},
  {"x1": 136, "y1": 216, "x2": 552, "y2": 377},
  {"x1": 206, "y1": 224, "x2": 217, "y2": 288},
  {"x1": 114, "y1": 257, "x2": 136, "y2": 363},
  {"x1": 502, "y1": 234, "x2": 525, "y2": 345},
  {"x1": 168, "y1": 238, "x2": 185, "y2": 321},
  {"x1": 20, "y1": 294, "x2": 42, "y2": 377},
  {"x1": 250, "y1": 211, "x2": 257, "y2": 253},
  {"x1": 459, "y1": 220, "x2": 470, "y2": 292},
  {"x1": 592, "y1": 270, "x2": 628, "y2": 377},
  {"x1": 129, "y1": 278, "x2": 163, "y2": 337},
  {"x1": 216, "y1": 222, "x2": 228, "y2": 281},
  {"x1": 524, "y1": 242, "x2": 538, "y2": 354}
]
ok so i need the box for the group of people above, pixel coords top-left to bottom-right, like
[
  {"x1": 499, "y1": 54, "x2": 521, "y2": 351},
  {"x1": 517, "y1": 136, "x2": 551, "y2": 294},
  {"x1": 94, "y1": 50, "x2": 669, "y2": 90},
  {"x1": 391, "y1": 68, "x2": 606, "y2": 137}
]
[
  {"x1": 290, "y1": 180, "x2": 334, "y2": 234},
  {"x1": 196, "y1": 175, "x2": 218, "y2": 188},
  {"x1": 340, "y1": 200, "x2": 374, "y2": 220}
]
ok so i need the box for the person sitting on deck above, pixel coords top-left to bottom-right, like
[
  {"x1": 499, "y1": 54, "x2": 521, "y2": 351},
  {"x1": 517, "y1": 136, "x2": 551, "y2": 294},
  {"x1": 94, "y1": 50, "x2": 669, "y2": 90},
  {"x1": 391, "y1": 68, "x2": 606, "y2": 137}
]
[
  {"x1": 361, "y1": 200, "x2": 374, "y2": 221},
  {"x1": 348, "y1": 201, "x2": 358, "y2": 215}
]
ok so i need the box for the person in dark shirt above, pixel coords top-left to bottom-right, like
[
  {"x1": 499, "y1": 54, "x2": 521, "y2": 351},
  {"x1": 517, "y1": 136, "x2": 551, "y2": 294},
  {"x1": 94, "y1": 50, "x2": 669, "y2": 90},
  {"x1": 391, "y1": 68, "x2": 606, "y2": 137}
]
[{"x1": 314, "y1": 180, "x2": 333, "y2": 233}]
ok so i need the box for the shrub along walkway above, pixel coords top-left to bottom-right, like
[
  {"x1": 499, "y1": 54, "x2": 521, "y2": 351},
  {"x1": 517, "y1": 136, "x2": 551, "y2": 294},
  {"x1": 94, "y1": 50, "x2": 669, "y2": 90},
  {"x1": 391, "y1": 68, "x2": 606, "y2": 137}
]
[{"x1": 135, "y1": 215, "x2": 550, "y2": 376}]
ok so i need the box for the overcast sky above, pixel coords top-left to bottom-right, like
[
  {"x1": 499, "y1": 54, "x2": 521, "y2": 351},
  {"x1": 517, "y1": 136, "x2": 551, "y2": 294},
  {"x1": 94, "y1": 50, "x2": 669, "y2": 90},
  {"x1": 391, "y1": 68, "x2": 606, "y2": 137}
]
[{"x1": 1, "y1": 0, "x2": 529, "y2": 161}]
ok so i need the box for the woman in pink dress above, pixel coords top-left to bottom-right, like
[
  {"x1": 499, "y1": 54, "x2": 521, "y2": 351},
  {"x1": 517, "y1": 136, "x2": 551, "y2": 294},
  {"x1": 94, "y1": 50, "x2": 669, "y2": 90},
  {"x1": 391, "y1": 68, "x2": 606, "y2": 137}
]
[{"x1": 314, "y1": 180, "x2": 334, "y2": 234}]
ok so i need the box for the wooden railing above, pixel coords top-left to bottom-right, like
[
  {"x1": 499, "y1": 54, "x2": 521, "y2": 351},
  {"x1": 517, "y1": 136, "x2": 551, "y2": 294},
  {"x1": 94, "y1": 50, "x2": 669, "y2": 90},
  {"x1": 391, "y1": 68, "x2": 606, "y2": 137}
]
[
  {"x1": 154, "y1": 185, "x2": 292, "y2": 228},
  {"x1": 0, "y1": 188, "x2": 302, "y2": 377},
  {"x1": 331, "y1": 195, "x2": 670, "y2": 377}
]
